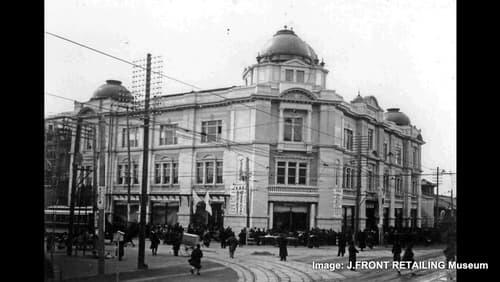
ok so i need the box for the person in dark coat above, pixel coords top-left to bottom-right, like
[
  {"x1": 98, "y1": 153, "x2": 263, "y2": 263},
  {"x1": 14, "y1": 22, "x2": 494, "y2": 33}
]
[
  {"x1": 238, "y1": 229, "x2": 246, "y2": 246},
  {"x1": 172, "y1": 232, "x2": 181, "y2": 256},
  {"x1": 227, "y1": 234, "x2": 238, "y2": 258},
  {"x1": 189, "y1": 244, "x2": 203, "y2": 275},
  {"x1": 366, "y1": 230, "x2": 374, "y2": 249},
  {"x1": 401, "y1": 243, "x2": 416, "y2": 276},
  {"x1": 202, "y1": 230, "x2": 211, "y2": 248},
  {"x1": 278, "y1": 235, "x2": 288, "y2": 261},
  {"x1": 357, "y1": 231, "x2": 366, "y2": 251},
  {"x1": 348, "y1": 241, "x2": 359, "y2": 271},
  {"x1": 219, "y1": 227, "x2": 226, "y2": 248},
  {"x1": 392, "y1": 240, "x2": 403, "y2": 274},
  {"x1": 150, "y1": 231, "x2": 160, "y2": 256},
  {"x1": 337, "y1": 232, "x2": 346, "y2": 257}
]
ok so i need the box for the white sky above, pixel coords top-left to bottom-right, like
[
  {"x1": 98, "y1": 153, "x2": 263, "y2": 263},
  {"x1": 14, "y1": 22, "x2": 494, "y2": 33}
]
[{"x1": 45, "y1": 0, "x2": 456, "y2": 196}]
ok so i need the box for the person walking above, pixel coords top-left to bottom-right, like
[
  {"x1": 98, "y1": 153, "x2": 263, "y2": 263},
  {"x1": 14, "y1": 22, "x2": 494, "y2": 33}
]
[
  {"x1": 227, "y1": 233, "x2": 238, "y2": 258},
  {"x1": 189, "y1": 244, "x2": 203, "y2": 275},
  {"x1": 392, "y1": 240, "x2": 403, "y2": 275},
  {"x1": 357, "y1": 230, "x2": 366, "y2": 251},
  {"x1": 150, "y1": 231, "x2": 160, "y2": 256},
  {"x1": 219, "y1": 227, "x2": 226, "y2": 248},
  {"x1": 337, "y1": 232, "x2": 346, "y2": 257},
  {"x1": 348, "y1": 241, "x2": 359, "y2": 271},
  {"x1": 278, "y1": 235, "x2": 288, "y2": 261},
  {"x1": 202, "y1": 230, "x2": 211, "y2": 248},
  {"x1": 172, "y1": 231, "x2": 181, "y2": 256},
  {"x1": 401, "y1": 243, "x2": 416, "y2": 276}
]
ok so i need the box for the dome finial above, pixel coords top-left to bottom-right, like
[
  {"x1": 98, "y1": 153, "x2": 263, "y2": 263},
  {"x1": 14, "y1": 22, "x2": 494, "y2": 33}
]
[{"x1": 284, "y1": 25, "x2": 287, "y2": 30}]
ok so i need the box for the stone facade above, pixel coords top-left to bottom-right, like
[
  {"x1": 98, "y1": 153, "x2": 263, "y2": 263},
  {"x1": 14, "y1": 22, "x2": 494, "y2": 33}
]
[{"x1": 47, "y1": 28, "x2": 425, "y2": 233}]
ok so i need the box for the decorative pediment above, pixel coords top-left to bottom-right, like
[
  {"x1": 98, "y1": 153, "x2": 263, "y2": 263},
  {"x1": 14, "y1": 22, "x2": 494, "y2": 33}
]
[
  {"x1": 282, "y1": 59, "x2": 309, "y2": 67},
  {"x1": 280, "y1": 88, "x2": 316, "y2": 101}
]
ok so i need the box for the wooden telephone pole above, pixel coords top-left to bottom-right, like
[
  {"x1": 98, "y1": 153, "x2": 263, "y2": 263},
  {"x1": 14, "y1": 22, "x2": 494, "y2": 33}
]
[
  {"x1": 67, "y1": 117, "x2": 83, "y2": 256},
  {"x1": 138, "y1": 53, "x2": 152, "y2": 269}
]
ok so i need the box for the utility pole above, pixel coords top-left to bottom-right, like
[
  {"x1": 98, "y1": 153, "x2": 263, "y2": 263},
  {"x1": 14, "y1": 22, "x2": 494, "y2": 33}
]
[
  {"x1": 354, "y1": 133, "x2": 362, "y2": 235},
  {"x1": 435, "y1": 166, "x2": 440, "y2": 228},
  {"x1": 126, "y1": 105, "x2": 132, "y2": 229},
  {"x1": 92, "y1": 126, "x2": 98, "y2": 235},
  {"x1": 245, "y1": 156, "x2": 250, "y2": 230},
  {"x1": 138, "y1": 53, "x2": 152, "y2": 269},
  {"x1": 97, "y1": 115, "x2": 106, "y2": 275},
  {"x1": 67, "y1": 117, "x2": 83, "y2": 256}
]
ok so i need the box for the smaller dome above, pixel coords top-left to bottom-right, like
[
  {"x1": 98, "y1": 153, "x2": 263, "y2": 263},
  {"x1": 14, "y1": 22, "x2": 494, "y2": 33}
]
[
  {"x1": 385, "y1": 108, "x2": 411, "y2": 126},
  {"x1": 91, "y1": 80, "x2": 132, "y2": 102}
]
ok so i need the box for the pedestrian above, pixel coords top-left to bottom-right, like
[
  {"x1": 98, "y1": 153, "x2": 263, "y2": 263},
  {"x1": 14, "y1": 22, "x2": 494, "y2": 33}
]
[
  {"x1": 219, "y1": 227, "x2": 226, "y2": 248},
  {"x1": 348, "y1": 241, "x2": 359, "y2": 271},
  {"x1": 189, "y1": 244, "x2": 203, "y2": 275},
  {"x1": 392, "y1": 240, "x2": 402, "y2": 275},
  {"x1": 46, "y1": 233, "x2": 55, "y2": 252},
  {"x1": 238, "y1": 229, "x2": 246, "y2": 246},
  {"x1": 172, "y1": 232, "x2": 181, "y2": 256},
  {"x1": 150, "y1": 231, "x2": 160, "y2": 256},
  {"x1": 115, "y1": 230, "x2": 125, "y2": 261},
  {"x1": 366, "y1": 230, "x2": 374, "y2": 250},
  {"x1": 227, "y1": 233, "x2": 238, "y2": 258},
  {"x1": 337, "y1": 232, "x2": 346, "y2": 257},
  {"x1": 278, "y1": 235, "x2": 288, "y2": 261},
  {"x1": 202, "y1": 230, "x2": 211, "y2": 248},
  {"x1": 401, "y1": 243, "x2": 416, "y2": 276},
  {"x1": 357, "y1": 231, "x2": 366, "y2": 251}
]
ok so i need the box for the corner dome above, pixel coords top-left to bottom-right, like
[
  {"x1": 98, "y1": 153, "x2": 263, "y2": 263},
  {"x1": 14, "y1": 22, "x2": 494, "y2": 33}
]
[
  {"x1": 257, "y1": 28, "x2": 319, "y2": 65},
  {"x1": 385, "y1": 108, "x2": 411, "y2": 126},
  {"x1": 91, "y1": 80, "x2": 132, "y2": 102}
]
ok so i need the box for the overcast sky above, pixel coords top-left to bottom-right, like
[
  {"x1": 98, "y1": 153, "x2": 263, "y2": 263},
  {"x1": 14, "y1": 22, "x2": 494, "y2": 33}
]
[{"x1": 45, "y1": 0, "x2": 456, "y2": 197}]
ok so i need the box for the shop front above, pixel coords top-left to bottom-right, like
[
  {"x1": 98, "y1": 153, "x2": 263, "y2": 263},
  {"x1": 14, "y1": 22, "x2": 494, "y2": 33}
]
[{"x1": 272, "y1": 203, "x2": 309, "y2": 232}]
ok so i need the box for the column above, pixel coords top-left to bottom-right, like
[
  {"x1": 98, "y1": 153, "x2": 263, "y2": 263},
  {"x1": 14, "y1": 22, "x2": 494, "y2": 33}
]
[
  {"x1": 278, "y1": 108, "x2": 284, "y2": 142},
  {"x1": 389, "y1": 169, "x2": 395, "y2": 227},
  {"x1": 307, "y1": 109, "x2": 312, "y2": 143},
  {"x1": 416, "y1": 176, "x2": 422, "y2": 228},
  {"x1": 268, "y1": 202, "x2": 274, "y2": 230},
  {"x1": 310, "y1": 203, "x2": 316, "y2": 229}
]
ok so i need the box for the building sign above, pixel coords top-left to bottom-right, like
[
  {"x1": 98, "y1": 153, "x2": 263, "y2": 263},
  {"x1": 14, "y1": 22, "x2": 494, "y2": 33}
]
[
  {"x1": 229, "y1": 184, "x2": 246, "y2": 215},
  {"x1": 333, "y1": 189, "x2": 343, "y2": 218},
  {"x1": 97, "y1": 186, "x2": 105, "y2": 209}
]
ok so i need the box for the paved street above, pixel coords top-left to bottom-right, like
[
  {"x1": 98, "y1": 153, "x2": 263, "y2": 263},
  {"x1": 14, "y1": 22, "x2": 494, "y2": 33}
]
[{"x1": 47, "y1": 241, "x2": 455, "y2": 281}]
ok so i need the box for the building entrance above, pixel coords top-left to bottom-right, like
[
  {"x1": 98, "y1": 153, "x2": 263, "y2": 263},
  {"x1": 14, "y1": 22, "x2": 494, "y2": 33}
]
[{"x1": 273, "y1": 203, "x2": 309, "y2": 232}]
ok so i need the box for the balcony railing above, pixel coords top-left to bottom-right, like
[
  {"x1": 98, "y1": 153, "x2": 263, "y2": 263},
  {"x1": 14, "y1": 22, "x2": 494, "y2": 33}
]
[{"x1": 268, "y1": 185, "x2": 318, "y2": 194}]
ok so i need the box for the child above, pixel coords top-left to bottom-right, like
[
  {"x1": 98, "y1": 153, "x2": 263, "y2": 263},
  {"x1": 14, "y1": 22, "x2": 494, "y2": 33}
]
[{"x1": 189, "y1": 244, "x2": 203, "y2": 275}]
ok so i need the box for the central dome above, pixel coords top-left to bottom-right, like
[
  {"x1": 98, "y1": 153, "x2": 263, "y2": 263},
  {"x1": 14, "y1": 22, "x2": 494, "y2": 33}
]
[{"x1": 257, "y1": 28, "x2": 319, "y2": 65}]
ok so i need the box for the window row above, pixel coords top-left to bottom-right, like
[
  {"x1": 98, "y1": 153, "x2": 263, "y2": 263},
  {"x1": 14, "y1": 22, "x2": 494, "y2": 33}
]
[
  {"x1": 276, "y1": 161, "x2": 308, "y2": 185},
  {"x1": 120, "y1": 120, "x2": 223, "y2": 148},
  {"x1": 285, "y1": 69, "x2": 305, "y2": 83}
]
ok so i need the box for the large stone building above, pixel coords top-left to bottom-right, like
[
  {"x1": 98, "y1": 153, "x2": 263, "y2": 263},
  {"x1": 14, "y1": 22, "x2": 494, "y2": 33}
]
[{"x1": 46, "y1": 28, "x2": 425, "y2": 233}]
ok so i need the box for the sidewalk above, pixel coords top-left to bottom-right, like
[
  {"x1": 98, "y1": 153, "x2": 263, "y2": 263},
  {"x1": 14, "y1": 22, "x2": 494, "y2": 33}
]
[{"x1": 48, "y1": 241, "x2": 236, "y2": 281}]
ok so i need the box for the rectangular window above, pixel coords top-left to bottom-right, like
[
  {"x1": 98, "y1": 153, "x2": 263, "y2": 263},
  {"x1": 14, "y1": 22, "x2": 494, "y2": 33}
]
[
  {"x1": 276, "y1": 161, "x2": 308, "y2": 185},
  {"x1": 351, "y1": 169, "x2": 356, "y2": 188},
  {"x1": 298, "y1": 163, "x2": 307, "y2": 185},
  {"x1": 368, "y1": 129, "x2": 373, "y2": 150},
  {"x1": 383, "y1": 143, "x2": 388, "y2": 160},
  {"x1": 196, "y1": 162, "x2": 203, "y2": 184},
  {"x1": 123, "y1": 127, "x2": 139, "y2": 147},
  {"x1": 201, "y1": 120, "x2": 222, "y2": 143},
  {"x1": 172, "y1": 163, "x2": 178, "y2": 184},
  {"x1": 344, "y1": 129, "x2": 353, "y2": 150},
  {"x1": 216, "y1": 161, "x2": 223, "y2": 184},
  {"x1": 162, "y1": 163, "x2": 170, "y2": 184},
  {"x1": 154, "y1": 164, "x2": 161, "y2": 184},
  {"x1": 277, "y1": 161, "x2": 286, "y2": 184},
  {"x1": 133, "y1": 164, "x2": 139, "y2": 184},
  {"x1": 296, "y1": 70, "x2": 305, "y2": 83},
  {"x1": 160, "y1": 124, "x2": 178, "y2": 145},
  {"x1": 205, "y1": 162, "x2": 214, "y2": 184},
  {"x1": 383, "y1": 173, "x2": 389, "y2": 194},
  {"x1": 118, "y1": 165, "x2": 124, "y2": 184},
  {"x1": 396, "y1": 147, "x2": 402, "y2": 165},
  {"x1": 287, "y1": 162, "x2": 297, "y2": 184},
  {"x1": 285, "y1": 69, "x2": 294, "y2": 82},
  {"x1": 283, "y1": 117, "x2": 303, "y2": 142}
]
